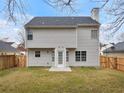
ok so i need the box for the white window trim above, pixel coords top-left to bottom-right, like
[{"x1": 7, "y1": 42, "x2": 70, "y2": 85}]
[
  {"x1": 35, "y1": 51, "x2": 40, "y2": 57},
  {"x1": 75, "y1": 51, "x2": 86, "y2": 62},
  {"x1": 27, "y1": 30, "x2": 33, "y2": 40}
]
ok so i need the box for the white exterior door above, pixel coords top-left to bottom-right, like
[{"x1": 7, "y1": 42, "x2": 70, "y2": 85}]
[
  {"x1": 54, "y1": 47, "x2": 66, "y2": 67},
  {"x1": 58, "y1": 51, "x2": 64, "y2": 67}
]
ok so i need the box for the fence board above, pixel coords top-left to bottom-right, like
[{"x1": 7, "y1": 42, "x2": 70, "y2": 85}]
[
  {"x1": 0, "y1": 55, "x2": 26, "y2": 70},
  {"x1": 100, "y1": 56, "x2": 124, "y2": 71},
  {"x1": 1, "y1": 55, "x2": 124, "y2": 71}
]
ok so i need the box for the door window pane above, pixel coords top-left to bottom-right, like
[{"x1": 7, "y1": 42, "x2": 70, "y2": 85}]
[{"x1": 58, "y1": 51, "x2": 63, "y2": 64}]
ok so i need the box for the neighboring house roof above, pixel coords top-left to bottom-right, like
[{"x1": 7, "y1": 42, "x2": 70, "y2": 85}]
[
  {"x1": 6, "y1": 42, "x2": 14, "y2": 45},
  {"x1": 0, "y1": 41, "x2": 18, "y2": 52},
  {"x1": 101, "y1": 43, "x2": 114, "y2": 51},
  {"x1": 103, "y1": 42, "x2": 124, "y2": 53},
  {"x1": 25, "y1": 16, "x2": 100, "y2": 28}
]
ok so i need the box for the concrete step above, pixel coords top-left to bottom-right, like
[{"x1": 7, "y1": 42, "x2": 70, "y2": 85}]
[{"x1": 49, "y1": 67, "x2": 72, "y2": 72}]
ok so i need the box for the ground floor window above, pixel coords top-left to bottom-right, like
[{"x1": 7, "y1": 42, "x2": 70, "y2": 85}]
[
  {"x1": 81, "y1": 51, "x2": 86, "y2": 61},
  {"x1": 75, "y1": 51, "x2": 80, "y2": 61},
  {"x1": 66, "y1": 51, "x2": 69, "y2": 62},
  {"x1": 75, "y1": 51, "x2": 86, "y2": 61},
  {"x1": 52, "y1": 51, "x2": 55, "y2": 62},
  {"x1": 35, "y1": 51, "x2": 40, "y2": 57}
]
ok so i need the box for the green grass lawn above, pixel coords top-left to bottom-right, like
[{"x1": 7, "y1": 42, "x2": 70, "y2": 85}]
[{"x1": 0, "y1": 67, "x2": 124, "y2": 93}]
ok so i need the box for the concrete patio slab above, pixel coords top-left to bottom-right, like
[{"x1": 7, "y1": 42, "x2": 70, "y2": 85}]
[{"x1": 49, "y1": 67, "x2": 72, "y2": 72}]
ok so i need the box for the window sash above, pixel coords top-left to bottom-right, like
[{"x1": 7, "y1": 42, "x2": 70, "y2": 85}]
[
  {"x1": 35, "y1": 51, "x2": 40, "y2": 57},
  {"x1": 75, "y1": 51, "x2": 86, "y2": 61},
  {"x1": 28, "y1": 35, "x2": 33, "y2": 40},
  {"x1": 81, "y1": 51, "x2": 86, "y2": 61},
  {"x1": 75, "y1": 51, "x2": 81, "y2": 61},
  {"x1": 27, "y1": 31, "x2": 33, "y2": 40}
]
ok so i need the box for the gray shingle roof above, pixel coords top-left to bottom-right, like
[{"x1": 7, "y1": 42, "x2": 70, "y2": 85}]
[
  {"x1": 6, "y1": 42, "x2": 14, "y2": 45},
  {"x1": 0, "y1": 41, "x2": 18, "y2": 53},
  {"x1": 103, "y1": 42, "x2": 124, "y2": 53},
  {"x1": 25, "y1": 16, "x2": 100, "y2": 28}
]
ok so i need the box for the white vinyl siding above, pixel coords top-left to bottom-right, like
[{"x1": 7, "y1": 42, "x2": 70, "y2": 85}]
[
  {"x1": 26, "y1": 28, "x2": 77, "y2": 48},
  {"x1": 27, "y1": 27, "x2": 99, "y2": 67},
  {"x1": 28, "y1": 49, "x2": 53, "y2": 66},
  {"x1": 68, "y1": 27, "x2": 99, "y2": 66}
]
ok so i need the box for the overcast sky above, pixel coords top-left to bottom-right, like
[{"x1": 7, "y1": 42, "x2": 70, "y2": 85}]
[{"x1": 0, "y1": 0, "x2": 123, "y2": 44}]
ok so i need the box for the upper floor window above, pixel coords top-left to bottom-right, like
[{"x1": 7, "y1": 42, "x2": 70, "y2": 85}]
[
  {"x1": 66, "y1": 51, "x2": 69, "y2": 62},
  {"x1": 35, "y1": 51, "x2": 40, "y2": 57},
  {"x1": 75, "y1": 51, "x2": 86, "y2": 61},
  {"x1": 27, "y1": 30, "x2": 33, "y2": 40},
  {"x1": 91, "y1": 30, "x2": 97, "y2": 39}
]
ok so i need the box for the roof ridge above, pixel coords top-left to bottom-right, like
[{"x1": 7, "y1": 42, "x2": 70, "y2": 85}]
[
  {"x1": 34, "y1": 16, "x2": 91, "y2": 18},
  {"x1": 25, "y1": 16, "x2": 100, "y2": 28}
]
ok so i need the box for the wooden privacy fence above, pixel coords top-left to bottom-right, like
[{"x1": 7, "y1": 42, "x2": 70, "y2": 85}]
[
  {"x1": 16, "y1": 56, "x2": 26, "y2": 67},
  {"x1": 0, "y1": 55, "x2": 26, "y2": 70},
  {"x1": 100, "y1": 56, "x2": 124, "y2": 71}
]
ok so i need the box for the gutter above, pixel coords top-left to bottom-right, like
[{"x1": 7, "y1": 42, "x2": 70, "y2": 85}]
[{"x1": 24, "y1": 24, "x2": 100, "y2": 29}]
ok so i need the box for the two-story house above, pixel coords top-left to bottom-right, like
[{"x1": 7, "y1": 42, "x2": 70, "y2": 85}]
[{"x1": 25, "y1": 8, "x2": 100, "y2": 71}]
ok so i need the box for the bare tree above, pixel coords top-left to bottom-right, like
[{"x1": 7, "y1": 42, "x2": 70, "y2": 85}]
[
  {"x1": 16, "y1": 28, "x2": 25, "y2": 45},
  {"x1": 90, "y1": 0, "x2": 109, "y2": 8},
  {"x1": 2, "y1": 0, "x2": 26, "y2": 23},
  {"x1": 43, "y1": 0, "x2": 77, "y2": 13},
  {"x1": 2, "y1": 0, "x2": 77, "y2": 22},
  {"x1": 117, "y1": 32, "x2": 124, "y2": 42},
  {"x1": 1, "y1": 0, "x2": 124, "y2": 33},
  {"x1": 105, "y1": 0, "x2": 124, "y2": 33},
  {"x1": 92, "y1": 0, "x2": 124, "y2": 34}
]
